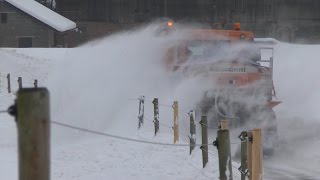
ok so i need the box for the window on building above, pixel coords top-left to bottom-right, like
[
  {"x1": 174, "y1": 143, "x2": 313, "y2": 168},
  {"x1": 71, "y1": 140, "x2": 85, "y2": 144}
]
[
  {"x1": 18, "y1": 37, "x2": 33, "y2": 48},
  {"x1": 1, "y1": 13, "x2": 7, "y2": 23}
]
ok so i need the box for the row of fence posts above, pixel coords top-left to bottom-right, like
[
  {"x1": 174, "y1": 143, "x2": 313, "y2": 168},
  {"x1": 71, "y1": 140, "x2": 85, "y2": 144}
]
[
  {"x1": 137, "y1": 96, "x2": 263, "y2": 180},
  {"x1": 6, "y1": 73, "x2": 38, "y2": 93},
  {"x1": 214, "y1": 123, "x2": 263, "y2": 180},
  {"x1": 10, "y1": 91, "x2": 262, "y2": 180}
]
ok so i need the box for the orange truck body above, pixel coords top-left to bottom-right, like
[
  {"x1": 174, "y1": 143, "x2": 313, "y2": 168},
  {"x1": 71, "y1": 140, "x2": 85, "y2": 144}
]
[{"x1": 164, "y1": 25, "x2": 281, "y2": 108}]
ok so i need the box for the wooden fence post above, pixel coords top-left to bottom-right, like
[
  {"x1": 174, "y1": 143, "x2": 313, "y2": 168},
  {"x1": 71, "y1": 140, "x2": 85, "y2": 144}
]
[
  {"x1": 17, "y1": 88, "x2": 50, "y2": 180},
  {"x1": 200, "y1": 116, "x2": 208, "y2": 168},
  {"x1": 152, "y1": 98, "x2": 159, "y2": 136},
  {"x1": 7, "y1": 73, "x2": 11, "y2": 93},
  {"x1": 18, "y1": 77, "x2": 22, "y2": 89},
  {"x1": 251, "y1": 129, "x2": 262, "y2": 180},
  {"x1": 173, "y1": 101, "x2": 179, "y2": 143},
  {"x1": 34, "y1": 79, "x2": 38, "y2": 88},
  {"x1": 216, "y1": 121, "x2": 233, "y2": 180},
  {"x1": 189, "y1": 110, "x2": 196, "y2": 155},
  {"x1": 138, "y1": 96, "x2": 145, "y2": 129},
  {"x1": 215, "y1": 120, "x2": 233, "y2": 180}
]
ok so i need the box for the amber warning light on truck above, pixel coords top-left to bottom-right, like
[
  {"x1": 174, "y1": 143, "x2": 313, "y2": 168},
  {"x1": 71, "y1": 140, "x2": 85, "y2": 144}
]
[{"x1": 167, "y1": 21, "x2": 174, "y2": 27}]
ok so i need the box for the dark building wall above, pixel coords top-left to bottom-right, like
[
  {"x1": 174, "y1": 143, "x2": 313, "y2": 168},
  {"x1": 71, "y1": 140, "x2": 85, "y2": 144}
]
[
  {"x1": 213, "y1": 0, "x2": 320, "y2": 23},
  {"x1": 56, "y1": 0, "x2": 320, "y2": 45},
  {"x1": 56, "y1": 0, "x2": 160, "y2": 22},
  {"x1": 0, "y1": 2, "x2": 55, "y2": 47},
  {"x1": 56, "y1": 0, "x2": 214, "y2": 22},
  {"x1": 56, "y1": 0, "x2": 320, "y2": 23},
  {"x1": 275, "y1": 0, "x2": 320, "y2": 21}
]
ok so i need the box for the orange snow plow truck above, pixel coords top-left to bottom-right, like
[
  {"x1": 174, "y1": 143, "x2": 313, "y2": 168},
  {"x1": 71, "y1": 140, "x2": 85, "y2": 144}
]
[{"x1": 161, "y1": 21, "x2": 281, "y2": 155}]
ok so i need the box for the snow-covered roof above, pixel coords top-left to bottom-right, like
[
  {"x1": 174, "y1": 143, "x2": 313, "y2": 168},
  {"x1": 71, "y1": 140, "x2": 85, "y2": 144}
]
[{"x1": 5, "y1": 0, "x2": 76, "y2": 32}]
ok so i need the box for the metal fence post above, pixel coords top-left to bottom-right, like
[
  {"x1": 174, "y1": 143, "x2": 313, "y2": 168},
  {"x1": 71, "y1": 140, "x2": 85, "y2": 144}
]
[
  {"x1": 7, "y1": 73, "x2": 11, "y2": 93},
  {"x1": 152, "y1": 98, "x2": 159, "y2": 136},
  {"x1": 200, "y1": 116, "x2": 208, "y2": 168},
  {"x1": 189, "y1": 110, "x2": 196, "y2": 154},
  {"x1": 34, "y1": 79, "x2": 38, "y2": 88},
  {"x1": 138, "y1": 96, "x2": 145, "y2": 129},
  {"x1": 239, "y1": 131, "x2": 249, "y2": 180},
  {"x1": 247, "y1": 131, "x2": 253, "y2": 180},
  {"x1": 18, "y1": 77, "x2": 22, "y2": 89}
]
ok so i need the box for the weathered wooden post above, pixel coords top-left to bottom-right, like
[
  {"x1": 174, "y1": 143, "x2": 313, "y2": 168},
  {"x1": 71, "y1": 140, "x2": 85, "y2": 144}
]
[
  {"x1": 17, "y1": 88, "x2": 50, "y2": 180},
  {"x1": 152, "y1": 98, "x2": 159, "y2": 136},
  {"x1": 18, "y1": 77, "x2": 22, "y2": 89},
  {"x1": 216, "y1": 120, "x2": 233, "y2": 180},
  {"x1": 251, "y1": 129, "x2": 262, "y2": 180},
  {"x1": 173, "y1": 101, "x2": 179, "y2": 143},
  {"x1": 189, "y1": 110, "x2": 196, "y2": 154},
  {"x1": 34, "y1": 79, "x2": 38, "y2": 88},
  {"x1": 7, "y1": 73, "x2": 11, "y2": 93},
  {"x1": 200, "y1": 116, "x2": 208, "y2": 168},
  {"x1": 138, "y1": 96, "x2": 145, "y2": 129}
]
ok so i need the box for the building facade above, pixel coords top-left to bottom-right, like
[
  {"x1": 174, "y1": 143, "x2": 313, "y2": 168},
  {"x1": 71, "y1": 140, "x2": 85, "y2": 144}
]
[
  {"x1": 0, "y1": 2, "x2": 55, "y2": 47},
  {"x1": 55, "y1": 0, "x2": 320, "y2": 46},
  {"x1": 0, "y1": 0, "x2": 76, "y2": 48}
]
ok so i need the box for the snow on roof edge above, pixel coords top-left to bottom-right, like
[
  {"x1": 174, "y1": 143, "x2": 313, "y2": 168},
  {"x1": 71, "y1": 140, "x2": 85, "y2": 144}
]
[{"x1": 5, "y1": 0, "x2": 76, "y2": 32}]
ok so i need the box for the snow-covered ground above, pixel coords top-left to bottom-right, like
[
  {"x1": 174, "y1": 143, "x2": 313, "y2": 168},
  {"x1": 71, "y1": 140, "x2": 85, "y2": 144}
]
[{"x1": 1, "y1": 25, "x2": 320, "y2": 180}]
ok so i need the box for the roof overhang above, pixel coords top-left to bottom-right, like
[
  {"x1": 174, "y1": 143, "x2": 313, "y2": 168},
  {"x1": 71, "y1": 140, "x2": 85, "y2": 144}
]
[{"x1": 5, "y1": 0, "x2": 76, "y2": 32}]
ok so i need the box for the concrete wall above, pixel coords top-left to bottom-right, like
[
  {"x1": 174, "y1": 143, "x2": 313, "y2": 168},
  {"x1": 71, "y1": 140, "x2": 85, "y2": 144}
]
[{"x1": 0, "y1": 2, "x2": 54, "y2": 47}]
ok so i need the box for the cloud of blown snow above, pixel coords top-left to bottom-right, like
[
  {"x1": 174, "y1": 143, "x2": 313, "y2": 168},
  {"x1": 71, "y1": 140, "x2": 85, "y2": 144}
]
[
  {"x1": 273, "y1": 43, "x2": 320, "y2": 121},
  {"x1": 47, "y1": 21, "x2": 320, "y2": 151},
  {"x1": 47, "y1": 25, "x2": 279, "y2": 142},
  {"x1": 47, "y1": 24, "x2": 199, "y2": 141}
]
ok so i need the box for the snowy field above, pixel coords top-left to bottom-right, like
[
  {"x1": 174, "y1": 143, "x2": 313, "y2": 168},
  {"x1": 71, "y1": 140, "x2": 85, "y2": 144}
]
[{"x1": 1, "y1": 25, "x2": 320, "y2": 180}]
